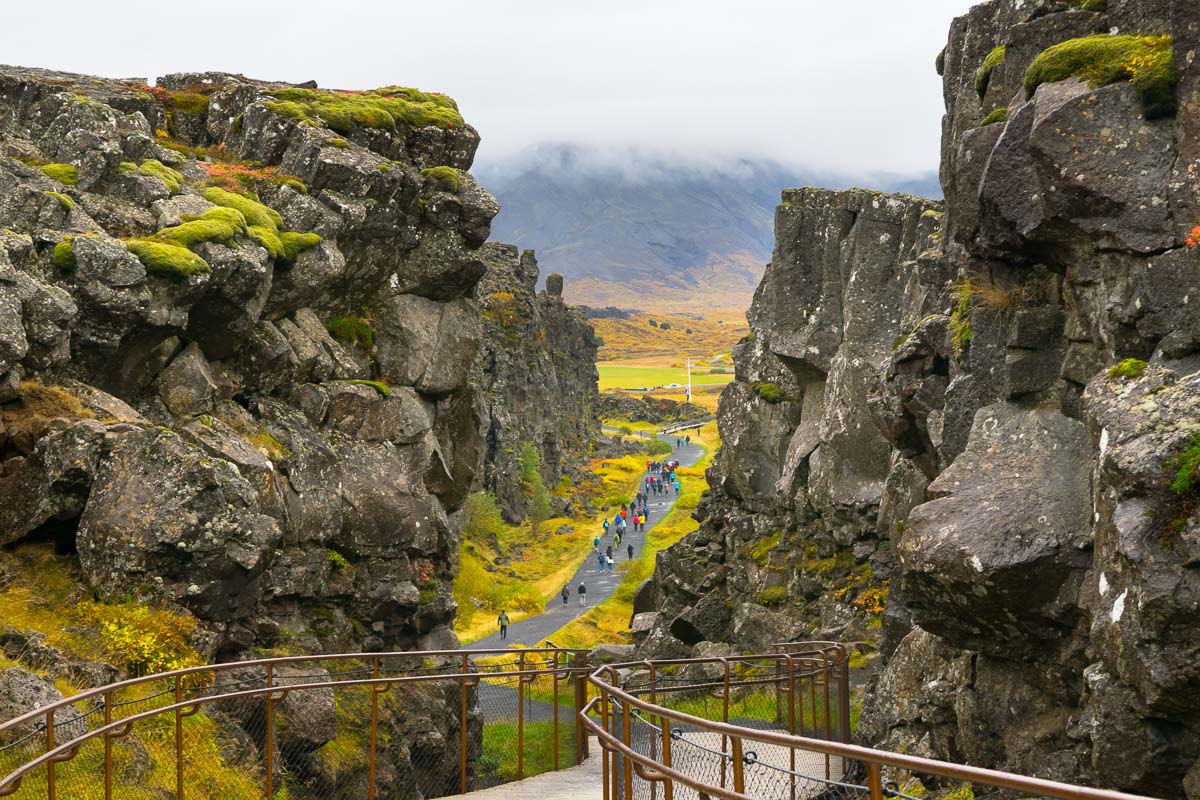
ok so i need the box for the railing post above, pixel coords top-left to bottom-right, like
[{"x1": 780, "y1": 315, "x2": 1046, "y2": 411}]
[
  {"x1": 369, "y1": 656, "x2": 380, "y2": 800},
  {"x1": 461, "y1": 652, "x2": 470, "y2": 793},
  {"x1": 647, "y1": 663, "x2": 658, "y2": 800},
  {"x1": 661, "y1": 715, "x2": 673, "y2": 800},
  {"x1": 264, "y1": 664, "x2": 275, "y2": 799},
  {"x1": 517, "y1": 650, "x2": 526, "y2": 781},
  {"x1": 103, "y1": 689, "x2": 113, "y2": 800},
  {"x1": 174, "y1": 674, "x2": 185, "y2": 800},
  {"x1": 823, "y1": 651, "x2": 833, "y2": 780},
  {"x1": 45, "y1": 709, "x2": 55, "y2": 800},
  {"x1": 621, "y1": 692, "x2": 633, "y2": 800},
  {"x1": 575, "y1": 652, "x2": 588, "y2": 764},
  {"x1": 839, "y1": 646, "x2": 851, "y2": 744},
  {"x1": 731, "y1": 736, "x2": 745, "y2": 794},
  {"x1": 553, "y1": 651, "x2": 560, "y2": 772},
  {"x1": 720, "y1": 659, "x2": 730, "y2": 789},
  {"x1": 867, "y1": 762, "x2": 885, "y2": 800}
]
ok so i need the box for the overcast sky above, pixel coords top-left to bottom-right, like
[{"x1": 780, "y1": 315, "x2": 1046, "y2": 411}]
[{"x1": 3, "y1": 0, "x2": 976, "y2": 174}]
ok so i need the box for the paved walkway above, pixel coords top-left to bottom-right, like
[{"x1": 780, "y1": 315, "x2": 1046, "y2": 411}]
[
  {"x1": 440, "y1": 738, "x2": 603, "y2": 800},
  {"x1": 465, "y1": 434, "x2": 704, "y2": 650}
]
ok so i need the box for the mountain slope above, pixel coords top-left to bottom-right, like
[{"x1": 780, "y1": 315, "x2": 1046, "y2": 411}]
[{"x1": 476, "y1": 144, "x2": 941, "y2": 310}]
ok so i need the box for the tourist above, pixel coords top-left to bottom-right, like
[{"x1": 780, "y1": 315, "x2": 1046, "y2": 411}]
[
  {"x1": 579, "y1": 583, "x2": 587, "y2": 605},
  {"x1": 561, "y1": 586, "x2": 570, "y2": 606},
  {"x1": 497, "y1": 609, "x2": 510, "y2": 640},
  {"x1": 597, "y1": 551, "x2": 605, "y2": 572},
  {"x1": 674, "y1": 478, "x2": 681, "y2": 496},
  {"x1": 627, "y1": 543, "x2": 634, "y2": 560},
  {"x1": 593, "y1": 535, "x2": 601, "y2": 551}
]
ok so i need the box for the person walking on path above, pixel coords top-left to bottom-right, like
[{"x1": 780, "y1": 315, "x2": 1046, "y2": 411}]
[
  {"x1": 497, "y1": 610, "x2": 510, "y2": 640},
  {"x1": 606, "y1": 555, "x2": 615, "y2": 572},
  {"x1": 579, "y1": 583, "x2": 587, "y2": 605},
  {"x1": 596, "y1": 551, "x2": 605, "y2": 572},
  {"x1": 627, "y1": 543, "x2": 634, "y2": 561},
  {"x1": 561, "y1": 586, "x2": 570, "y2": 606},
  {"x1": 606, "y1": 545, "x2": 613, "y2": 562},
  {"x1": 674, "y1": 478, "x2": 681, "y2": 496},
  {"x1": 593, "y1": 535, "x2": 601, "y2": 551}
]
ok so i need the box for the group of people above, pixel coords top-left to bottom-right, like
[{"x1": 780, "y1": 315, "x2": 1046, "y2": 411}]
[
  {"x1": 497, "y1": 437, "x2": 693, "y2": 634},
  {"x1": 646, "y1": 460, "x2": 682, "y2": 496}
]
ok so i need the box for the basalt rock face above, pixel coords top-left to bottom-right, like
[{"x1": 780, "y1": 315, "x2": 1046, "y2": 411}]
[
  {"x1": 0, "y1": 64, "x2": 498, "y2": 792},
  {"x1": 475, "y1": 243, "x2": 600, "y2": 521},
  {"x1": 643, "y1": 1, "x2": 1200, "y2": 794},
  {"x1": 634, "y1": 187, "x2": 942, "y2": 659}
]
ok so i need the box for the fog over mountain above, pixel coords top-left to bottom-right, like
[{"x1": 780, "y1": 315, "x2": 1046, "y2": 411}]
[{"x1": 475, "y1": 144, "x2": 942, "y2": 310}]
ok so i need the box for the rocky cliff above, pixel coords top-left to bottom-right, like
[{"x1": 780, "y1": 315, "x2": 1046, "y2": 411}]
[
  {"x1": 0, "y1": 65, "x2": 498, "y2": 794},
  {"x1": 637, "y1": 1, "x2": 1200, "y2": 795},
  {"x1": 475, "y1": 243, "x2": 599, "y2": 521}
]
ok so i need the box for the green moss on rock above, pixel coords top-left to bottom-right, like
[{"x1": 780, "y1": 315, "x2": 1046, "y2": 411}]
[
  {"x1": 39, "y1": 163, "x2": 78, "y2": 185},
  {"x1": 1107, "y1": 358, "x2": 1147, "y2": 379},
  {"x1": 976, "y1": 45, "x2": 1007, "y2": 99},
  {"x1": 347, "y1": 379, "x2": 391, "y2": 396},
  {"x1": 420, "y1": 166, "x2": 460, "y2": 193},
  {"x1": 751, "y1": 381, "x2": 790, "y2": 404},
  {"x1": 1025, "y1": 34, "x2": 1177, "y2": 118},
  {"x1": 265, "y1": 87, "x2": 464, "y2": 134},
  {"x1": 202, "y1": 187, "x2": 283, "y2": 230},
  {"x1": 757, "y1": 587, "x2": 788, "y2": 607},
  {"x1": 119, "y1": 159, "x2": 185, "y2": 193},
  {"x1": 44, "y1": 191, "x2": 74, "y2": 211},
  {"x1": 52, "y1": 238, "x2": 76, "y2": 269},
  {"x1": 279, "y1": 231, "x2": 322, "y2": 264},
  {"x1": 979, "y1": 106, "x2": 1008, "y2": 126},
  {"x1": 126, "y1": 239, "x2": 210, "y2": 277}
]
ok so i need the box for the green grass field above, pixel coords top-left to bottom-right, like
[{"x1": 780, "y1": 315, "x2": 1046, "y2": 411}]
[{"x1": 597, "y1": 365, "x2": 734, "y2": 391}]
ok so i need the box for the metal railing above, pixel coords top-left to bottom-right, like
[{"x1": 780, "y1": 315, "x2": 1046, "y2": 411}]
[
  {"x1": 0, "y1": 647, "x2": 590, "y2": 799},
  {"x1": 584, "y1": 643, "x2": 1162, "y2": 800}
]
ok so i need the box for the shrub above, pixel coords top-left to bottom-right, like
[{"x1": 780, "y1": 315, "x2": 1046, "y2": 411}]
[
  {"x1": 950, "y1": 280, "x2": 973, "y2": 357},
  {"x1": 52, "y1": 238, "x2": 76, "y2": 269},
  {"x1": 644, "y1": 439, "x2": 672, "y2": 456},
  {"x1": 327, "y1": 549, "x2": 351, "y2": 570},
  {"x1": 421, "y1": 165, "x2": 460, "y2": 193},
  {"x1": 976, "y1": 45, "x2": 1007, "y2": 98},
  {"x1": 757, "y1": 587, "x2": 788, "y2": 607},
  {"x1": 1107, "y1": 358, "x2": 1147, "y2": 380},
  {"x1": 327, "y1": 313, "x2": 375, "y2": 350},
  {"x1": 44, "y1": 191, "x2": 74, "y2": 211},
  {"x1": 38, "y1": 163, "x2": 77, "y2": 185},
  {"x1": 1025, "y1": 34, "x2": 1177, "y2": 118},
  {"x1": 979, "y1": 106, "x2": 1008, "y2": 126},
  {"x1": 75, "y1": 601, "x2": 204, "y2": 676},
  {"x1": 1186, "y1": 225, "x2": 1200, "y2": 248},
  {"x1": 126, "y1": 239, "x2": 210, "y2": 277},
  {"x1": 1167, "y1": 430, "x2": 1200, "y2": 499}
]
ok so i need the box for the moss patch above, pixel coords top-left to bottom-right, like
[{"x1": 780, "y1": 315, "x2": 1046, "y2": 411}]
[
  {"x1": 279, "y1": 231, "x2": 321, "y2": 263},
  {"x1": 950, "y1": 280, "x2": 973, "y2": 357},
  {"x1": 327, "y1": 549, "x2": 351, "y2": 570},
  {"x1": 347, "y1": 379, "x2": 391, "y2": 397},
  {"x1": 52, "y1": 238, "x2": 76, "y2": 269},
  {"x1": 751, "y1": 381, "x2": 792, "y2": 404},
  {"x1": 1166, "y1": 430, "x2": 1200, "y2": 499},
  {"x1": 1107, "y1": 358, "x2": 1147, "y2": 380},
  {"x1": 119, "y1": 159, "x2": 184, "y2": 193},
  {"x1": 757, "y1": 587, "x2": 788, "y2": 607},
  {"x1": 126, "y1": 239, "x2": 210, "y2": 277},
  {"x1": 1070, "y1": 0, "x2": 1106, "y2": 10},
  {"x1": 979, "y1": 106, "x2": 1008, "y2": 126},
  {"x1": 202, "y1": 187, "x2": 283, "y2": 230},
  {"x1": 1025, "y1": 34, "x2": 1177, "y2": 117},
  {"x1": 38, "y1": 163, "x2": 78, "y2": 185},
  {"x1": 44, "y1": 191, "x2": 74, "y2": 211},
  {"x1": 976, "y1": 45, "x2": 1007, "y2": 98},
  {"x1": 420, "y1": 165, "x2": 460, "y2": 193},
  {"x1": 265, "y1": 86, "x2": 463, "y2": 134}
]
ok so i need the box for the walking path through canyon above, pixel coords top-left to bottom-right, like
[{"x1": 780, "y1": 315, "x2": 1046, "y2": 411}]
[{"x1": 465, "y1": 432, "x2": 705, "y2": 650}]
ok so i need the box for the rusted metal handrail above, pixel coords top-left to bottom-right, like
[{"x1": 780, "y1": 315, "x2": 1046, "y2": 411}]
[
  {"x1": 586, "y1": 647, "x2": 1161, "y2": 800},
  {"x1": 0, "y1": 646, "x2": 590, "y2": 798}
]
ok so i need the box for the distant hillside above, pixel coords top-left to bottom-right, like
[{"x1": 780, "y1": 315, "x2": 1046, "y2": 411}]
[{"x1": 475, "y1": 144, "x2": 941, "y2": 311}]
